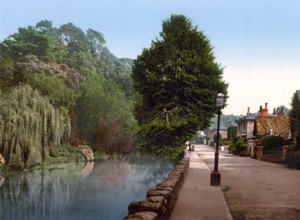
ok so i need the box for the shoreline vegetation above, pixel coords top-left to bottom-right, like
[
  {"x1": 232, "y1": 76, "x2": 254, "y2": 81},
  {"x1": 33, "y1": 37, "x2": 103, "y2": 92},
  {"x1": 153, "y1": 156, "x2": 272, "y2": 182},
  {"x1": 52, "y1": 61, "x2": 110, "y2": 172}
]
[
  {"x1": 0, "y1": 19, "x2": 137, "y2": 170},
  {"x1": 0, "y1": 148, "x2": 111, "y2": 173}
]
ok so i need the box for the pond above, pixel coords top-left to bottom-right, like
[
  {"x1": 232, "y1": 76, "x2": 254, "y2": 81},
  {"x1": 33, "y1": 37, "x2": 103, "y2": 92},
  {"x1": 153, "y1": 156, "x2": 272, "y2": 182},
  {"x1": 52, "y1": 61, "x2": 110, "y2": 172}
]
[{"x1": 0, "y1": 153, "x2": 175, "y2": 220}]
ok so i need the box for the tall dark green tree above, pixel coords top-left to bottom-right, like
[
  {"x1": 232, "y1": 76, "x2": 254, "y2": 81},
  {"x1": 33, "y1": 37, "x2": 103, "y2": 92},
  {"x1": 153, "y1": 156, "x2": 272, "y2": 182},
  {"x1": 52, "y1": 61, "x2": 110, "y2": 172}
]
[
  {"x1": 132, "y1": 15, "x2": 228, "y2": 159},
  {"x1": 290, "y1": 92, "x2": 300, "y2": 144}
]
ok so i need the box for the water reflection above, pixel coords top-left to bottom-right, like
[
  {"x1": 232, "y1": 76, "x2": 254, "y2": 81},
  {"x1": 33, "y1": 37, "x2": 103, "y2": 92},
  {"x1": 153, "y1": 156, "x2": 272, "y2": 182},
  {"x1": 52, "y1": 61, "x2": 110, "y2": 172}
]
[
  {"x1": 77, "y1": 162, "x2": 94, "y2": 177},
  {"x1": 0, "y1": 153, "x2": 174, "y2": 220},
  {"x1": 0, "y1": 176, "x2": 4, "y2": 187},
  {"x1": 94, "y1": 156, "x2": 131, "y2": 187}
]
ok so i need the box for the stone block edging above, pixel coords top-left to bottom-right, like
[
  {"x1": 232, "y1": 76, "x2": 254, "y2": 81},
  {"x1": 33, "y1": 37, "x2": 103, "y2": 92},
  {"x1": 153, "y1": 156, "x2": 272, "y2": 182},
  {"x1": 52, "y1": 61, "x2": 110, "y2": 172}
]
[
  {"x1": 124, "y1": 151, "x2": 190, "y2": 220},
  {"x1": 77, "y1": 145, "x2": 94, "y2": 162}
]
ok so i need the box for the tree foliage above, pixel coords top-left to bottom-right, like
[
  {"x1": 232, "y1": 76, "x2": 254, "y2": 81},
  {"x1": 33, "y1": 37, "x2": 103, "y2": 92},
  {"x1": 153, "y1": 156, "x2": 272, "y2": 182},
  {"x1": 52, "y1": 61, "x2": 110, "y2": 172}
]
[
  {"x1": 24, "y1": 72, "x2": 76, "y2": 113},
  {"x1": 227, "y1": 126, "x2": 237, "y2": 141},
  {"x1": 132, "y1": 15, "x2": 228, "y2": 159},
  {"x1": 0, "y1": 20, "x2": 136, "y2": 161},
  {"x1": 290, "y1": 92, "x2": 300, "y2": 141},
  {"x1": 75, "y1": 74, "x2": 136, "y2": 144},
  {"x1": 93, "y1": 117, "x2": 133, "y2": 154},
  {"x1": 0, "y1": 56, "x2": 15, "y2": 90},
  {"x1": 0, "y1": 26, "x2": 67, "y2": 62},
  {"x1": 0, "y1": 85, "x2": 70, "y2": 168}
]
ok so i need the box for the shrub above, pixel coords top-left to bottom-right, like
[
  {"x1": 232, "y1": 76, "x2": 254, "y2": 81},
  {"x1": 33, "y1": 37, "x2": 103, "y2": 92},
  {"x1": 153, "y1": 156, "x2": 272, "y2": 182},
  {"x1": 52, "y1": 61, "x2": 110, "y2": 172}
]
[
  {"x1": 229, "y1": 138, "x2": 247, "y2": 155},
  {"x1": 94, "y1": 150, "x2": 109, "y2": 161},
  {"x1": 235, "y1": 140, "x2": 247, "y2": 155},
  {"x1": 261, "y1": 136, "x2": 285, "y2": 150},
  {"x1": 213, "y1": 133, "x2": 222, "y2": 146},
  {"x1": 209, "y1": 141, "x2": 214, "y2": 147},
  {"x1": 44, "y1": 144, "x2": 85, "y2": 164},
  {"x1": 227, "y1": 126, "x2": 237, "y2": 141},
  {"x1": 93, "y1": 117, "x2": 133, "y2": 154},
  {"x1": 228, "y1": 144, "x2": 236, "y2": 153},
  {"x1": 221, "y1": 140, "x2": 231, "y2": 146},
  {"x1": 286, "y1": 146, "x2": 300, "y2": 169}
]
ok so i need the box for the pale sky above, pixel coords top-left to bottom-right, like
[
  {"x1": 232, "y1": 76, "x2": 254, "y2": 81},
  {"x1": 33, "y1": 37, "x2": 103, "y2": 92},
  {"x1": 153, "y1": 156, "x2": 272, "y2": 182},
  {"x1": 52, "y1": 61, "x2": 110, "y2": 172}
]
[{"x1": 1, "y1": 0, "x2": 300, "y2": 115}]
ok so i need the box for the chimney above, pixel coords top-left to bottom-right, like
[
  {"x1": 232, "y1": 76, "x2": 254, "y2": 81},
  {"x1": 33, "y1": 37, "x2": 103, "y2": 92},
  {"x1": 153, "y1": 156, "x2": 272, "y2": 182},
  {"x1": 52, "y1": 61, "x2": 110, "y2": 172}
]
[
  {"x1": 262, "y1": 102, "x2": 268, "y2": 116},
  {"x1": 278, "y1": 107, "x2": 284, "y2": 116},
  {"x1": 259, "y1": 103, "x2": 268, "y2": 117},
  {"x1": 258, "y1": 105, "x2": 263, "y2": 116}
]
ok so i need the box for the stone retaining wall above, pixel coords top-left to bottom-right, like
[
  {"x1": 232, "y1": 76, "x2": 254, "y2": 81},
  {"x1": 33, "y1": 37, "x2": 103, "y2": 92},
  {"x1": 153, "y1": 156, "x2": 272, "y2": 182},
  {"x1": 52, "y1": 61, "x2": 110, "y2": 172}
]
[
  {"x1": 124, "y1": 152, "x2": 189, "y2": 220},
  {"x1": 77, "y1": 145, "x2": 94, "y2": 162},
  {"x1": 262, "y1": 155, "x2": 284, "y2": 164}
]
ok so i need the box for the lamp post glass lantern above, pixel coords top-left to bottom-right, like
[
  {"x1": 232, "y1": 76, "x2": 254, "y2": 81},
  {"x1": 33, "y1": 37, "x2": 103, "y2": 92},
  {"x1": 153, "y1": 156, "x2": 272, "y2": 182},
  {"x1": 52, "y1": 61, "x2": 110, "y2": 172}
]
[
  {"x1": 210, "y1": 93, "x2": 225, "y2": 186},
  {"x1": 216, "y1": 93, "x2": 225, "y2": 108}
]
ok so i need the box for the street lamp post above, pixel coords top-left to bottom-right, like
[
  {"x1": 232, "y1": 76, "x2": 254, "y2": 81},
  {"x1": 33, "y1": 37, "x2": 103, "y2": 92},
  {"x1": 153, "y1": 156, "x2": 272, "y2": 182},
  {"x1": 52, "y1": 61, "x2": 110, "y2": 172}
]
[{"x1": 210, "y1": 93, "x2": 225, "y2": 186}]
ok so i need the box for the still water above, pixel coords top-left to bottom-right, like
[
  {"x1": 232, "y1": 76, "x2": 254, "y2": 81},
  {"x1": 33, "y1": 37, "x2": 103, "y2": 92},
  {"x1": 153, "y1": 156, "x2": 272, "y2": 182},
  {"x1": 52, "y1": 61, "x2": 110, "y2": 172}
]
[{"x1": 0, "y1": 153, "x2": 174, "y2": 220}]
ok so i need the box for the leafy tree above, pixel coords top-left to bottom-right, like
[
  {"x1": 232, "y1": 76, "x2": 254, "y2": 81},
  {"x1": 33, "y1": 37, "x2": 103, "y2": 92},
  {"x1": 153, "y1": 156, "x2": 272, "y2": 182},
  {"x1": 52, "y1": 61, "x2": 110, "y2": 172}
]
[
  {"x1": 75, "y1": 74, "x2": 136, "y2": 144},
  {"x1": 35, "y1": 19, "x2": 60, "y2": 37},
  {"x1": 86, "y1": 28, "x2": 106, "y2": 57},
  {"x1": 0, "y1": 85, "x2": 70, "y2": 168},
  {"x1": 213, "y1": 133, "x2": 223, "y2": 146},
  {"x1": 24, "y1": 72, "x2": 76, "y2": 113},
  {"x1": 0, "y1": 56, "x2": 15, "y2": 90},
  {"x1": 59, "y1": 23, "x2": 87, "y2": 54},
  {"x1": 98, "y1": 48, "x2": 134, "y2": 97},
  {"x1": 132, "y1": 15, "x2": 228, "y2": 159},
  {"x1": 93, "y1": 117, "x2": 133, "y2": 154},
  {"x1": 0, "y1": 26, "x2": 67, "y2": 62},
  {"x1": 227, "y1": 126, "x2": 237, "y2": 141},
  {"x1": 290, "y1": 92, "x2": 300, "y2": 147}
]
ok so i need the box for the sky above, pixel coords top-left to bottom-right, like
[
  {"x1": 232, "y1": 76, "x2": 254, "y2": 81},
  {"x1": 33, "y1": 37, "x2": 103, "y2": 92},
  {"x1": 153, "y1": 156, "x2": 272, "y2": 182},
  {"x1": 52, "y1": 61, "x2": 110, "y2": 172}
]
[{"x1": 1, "y1": 0, "x2": 300, "y2": 115}]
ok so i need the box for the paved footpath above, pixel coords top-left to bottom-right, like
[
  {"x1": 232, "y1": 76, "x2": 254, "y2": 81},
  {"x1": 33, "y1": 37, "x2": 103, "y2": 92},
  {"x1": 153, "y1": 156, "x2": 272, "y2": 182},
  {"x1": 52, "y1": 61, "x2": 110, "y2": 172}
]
[
  {"x1": 198, "y1": 145, "x2": 300, "y2": 220},
  {"x1": 170, "y1": 145, "x2": 233, "y2": 220}
]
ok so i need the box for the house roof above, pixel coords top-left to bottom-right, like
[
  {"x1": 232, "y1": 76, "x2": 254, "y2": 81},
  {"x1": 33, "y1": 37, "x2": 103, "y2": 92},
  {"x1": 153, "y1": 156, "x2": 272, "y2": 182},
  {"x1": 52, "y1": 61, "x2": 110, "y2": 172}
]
[
  {"x1": 208, "y1": 126, "x2": 228, "y2": 131},
  {"x1": 239, "y1": 112, "x2": 279, "y2": 122},
  {"x1": 238, "y1": 113, "x2": 258, "y2": 121},
  {"x1": 254, "y1": 116, "x2": 290, "y2": 137}
]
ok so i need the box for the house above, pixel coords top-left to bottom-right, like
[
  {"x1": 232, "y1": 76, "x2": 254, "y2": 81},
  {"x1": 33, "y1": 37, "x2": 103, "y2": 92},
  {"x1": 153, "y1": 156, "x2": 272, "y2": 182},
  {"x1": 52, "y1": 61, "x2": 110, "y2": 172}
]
[
  {"x1": 206, "y1": 126, "x2": 228, "y2": 141},
  {"x1": 236, "y1": 107, "x2": 258, "y2": 139},
  {"x1": 254, "y1": 115, "x2": 290, "y2": 138},
  {"x1": 237, "y1": 103, "x2": 290, "y2": 139}
]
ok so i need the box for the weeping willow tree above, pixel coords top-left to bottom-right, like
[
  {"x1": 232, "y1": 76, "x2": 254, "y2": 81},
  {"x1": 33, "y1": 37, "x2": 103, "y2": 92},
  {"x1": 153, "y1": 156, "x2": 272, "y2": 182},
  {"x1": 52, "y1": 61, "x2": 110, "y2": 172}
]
[{"x1": 0, "y1": 85, "x2": 70, "y2": 168}]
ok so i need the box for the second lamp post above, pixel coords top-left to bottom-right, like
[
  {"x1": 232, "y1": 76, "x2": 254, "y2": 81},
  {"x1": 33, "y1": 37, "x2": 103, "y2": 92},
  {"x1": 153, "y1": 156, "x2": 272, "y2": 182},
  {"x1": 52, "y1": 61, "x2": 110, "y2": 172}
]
[{"x1": 210, "y1": 93, "x2": 225, "y2": 186}]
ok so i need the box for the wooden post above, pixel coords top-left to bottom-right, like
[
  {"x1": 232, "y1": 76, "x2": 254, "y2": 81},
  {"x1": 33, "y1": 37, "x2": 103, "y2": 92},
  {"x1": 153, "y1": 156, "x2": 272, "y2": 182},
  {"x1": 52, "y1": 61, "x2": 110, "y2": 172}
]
[
  {"x1": 163, "y1": 108, "x2": 169, "y2": 123},
  {"x1": 282, "y1": 145, "x2": 289, "y2": 164}
]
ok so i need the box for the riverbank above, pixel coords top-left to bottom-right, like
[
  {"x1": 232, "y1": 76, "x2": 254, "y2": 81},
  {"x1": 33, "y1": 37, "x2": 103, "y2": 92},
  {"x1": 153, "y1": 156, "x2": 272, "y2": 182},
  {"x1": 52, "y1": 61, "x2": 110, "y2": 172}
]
[{"x1": 124, "y1": 151, "x2": 189, "y2": 220}]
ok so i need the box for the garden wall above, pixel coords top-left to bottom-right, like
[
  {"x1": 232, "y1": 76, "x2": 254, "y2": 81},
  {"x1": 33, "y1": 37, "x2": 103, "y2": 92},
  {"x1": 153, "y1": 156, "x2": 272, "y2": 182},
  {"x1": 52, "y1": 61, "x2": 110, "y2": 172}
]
[{"x1": 124, "y1": 151, "x2": 189, "y2": 220}]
